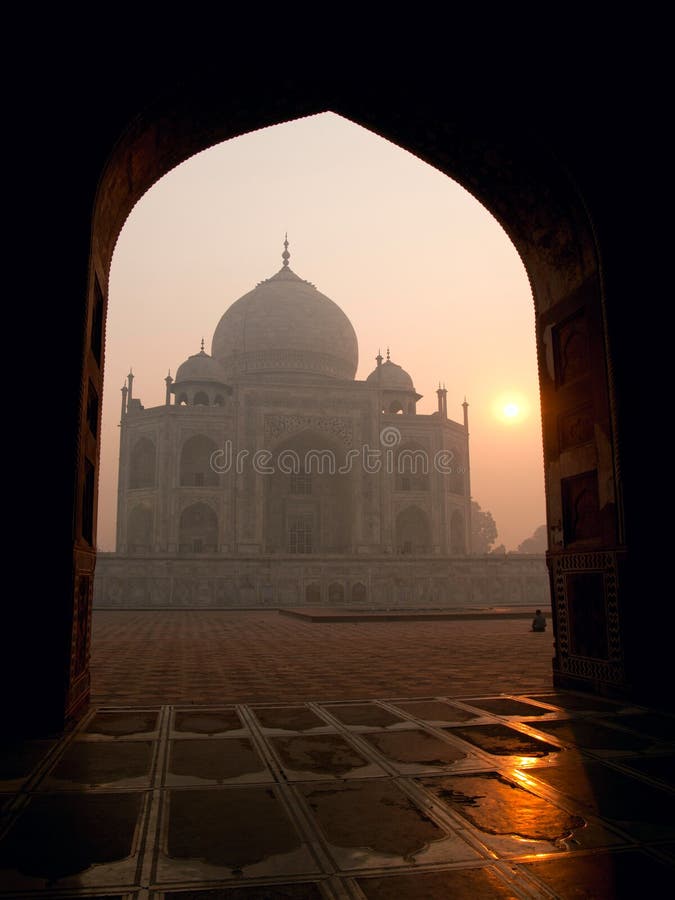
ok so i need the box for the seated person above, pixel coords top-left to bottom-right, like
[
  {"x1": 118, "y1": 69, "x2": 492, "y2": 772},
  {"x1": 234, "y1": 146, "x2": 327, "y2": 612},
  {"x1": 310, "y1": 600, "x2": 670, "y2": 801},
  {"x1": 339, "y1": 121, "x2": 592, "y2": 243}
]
[{"x1": 532, "y1": 609, "x2": 547, "y2": 632}]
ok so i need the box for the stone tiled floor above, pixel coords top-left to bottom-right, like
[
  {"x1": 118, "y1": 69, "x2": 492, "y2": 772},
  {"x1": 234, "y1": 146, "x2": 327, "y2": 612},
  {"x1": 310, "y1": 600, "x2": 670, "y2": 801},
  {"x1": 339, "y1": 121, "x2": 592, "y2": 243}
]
[
  {"x1": 2, "y1": 612, "x2": 674, "y2": 898},
  {"x1": 90, "y1": 611, "x2": 554, "y2": 705}
]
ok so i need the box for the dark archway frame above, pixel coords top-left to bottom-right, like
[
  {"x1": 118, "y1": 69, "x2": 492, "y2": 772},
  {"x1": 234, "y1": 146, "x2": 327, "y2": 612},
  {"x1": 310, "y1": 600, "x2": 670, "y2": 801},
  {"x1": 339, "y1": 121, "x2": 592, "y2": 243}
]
[{"x1": 20, "y1": 73, "x2": 652, "y2": 733}]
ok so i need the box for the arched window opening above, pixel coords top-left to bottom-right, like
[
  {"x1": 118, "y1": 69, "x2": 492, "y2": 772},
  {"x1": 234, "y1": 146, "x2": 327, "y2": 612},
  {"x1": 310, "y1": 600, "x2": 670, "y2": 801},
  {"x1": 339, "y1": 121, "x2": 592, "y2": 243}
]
[
  {"x1": 127, "y1": 505, "x2": 152, "y2": 552},
  {"x1": 328, "y1": 582, "x2": 345, "y2": 604},
  {"x1": 305, "y1": 582, "x2": 321, "y2": 604},
  {"x1": 396, "y1": 443, "x2": 429, "y2": 492},
  {"x1": 396, "y1": 506, "x2": 431, "y2": 554},
  {"x1": 289, "y1": 515, "x2": 313, "y2": 554},
  {"x1": 178, "y1": 502, "x2": 218, "y2": 553},
  {"x1": 351, "y1": 582, "x2": 367, "y2": 604},
  {"x1": 129, "y1": 437, "x2": 156, "y2": 488},
  {"x1": 180, "y1": 435, "x2": 219, "y2": 487}
]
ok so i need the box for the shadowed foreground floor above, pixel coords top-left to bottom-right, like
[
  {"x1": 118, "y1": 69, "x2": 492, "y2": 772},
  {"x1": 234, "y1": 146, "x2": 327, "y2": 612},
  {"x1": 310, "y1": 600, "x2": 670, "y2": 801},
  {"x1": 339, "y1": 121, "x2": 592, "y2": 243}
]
[{"x1": 3, "y1": 610, "x2": 674, "y2": 898}]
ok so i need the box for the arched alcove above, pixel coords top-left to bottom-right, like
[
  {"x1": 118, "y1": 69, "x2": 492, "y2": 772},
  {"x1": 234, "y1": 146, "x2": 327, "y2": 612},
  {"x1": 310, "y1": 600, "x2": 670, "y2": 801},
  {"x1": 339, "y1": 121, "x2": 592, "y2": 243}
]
[
  {"x1": 178, "y1": 502, "x2": 218, "y2": 553},
  {"x1": 396, "y1": 506, "x2": 431, "y2": 554},
  {"x1": 179, "y1": 435, "x2": 219, "y2": 487},
  {"x1": 26, "y1": 65, "x2": 653, "y2": 735},
  {"x1": 129, "y1": 437, "x2": 156, "y2": 489},
  {"x1": 127, "y1": 505, "x2": 152, "y2": 552}
]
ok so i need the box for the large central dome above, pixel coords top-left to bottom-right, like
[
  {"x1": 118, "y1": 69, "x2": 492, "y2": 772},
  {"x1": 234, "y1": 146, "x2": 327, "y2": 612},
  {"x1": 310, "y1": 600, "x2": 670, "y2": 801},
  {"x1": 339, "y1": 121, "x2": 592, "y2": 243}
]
[{"x1": 211, "y1": 244, "x2": 359, "y2": 380}]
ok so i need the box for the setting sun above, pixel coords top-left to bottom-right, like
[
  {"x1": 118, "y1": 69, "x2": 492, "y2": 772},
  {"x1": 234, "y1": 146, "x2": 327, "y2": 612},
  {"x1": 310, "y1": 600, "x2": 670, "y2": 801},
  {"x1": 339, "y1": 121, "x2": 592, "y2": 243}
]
[{"x1": 493, "y1": 392, "x2": 530, "y2": 425}]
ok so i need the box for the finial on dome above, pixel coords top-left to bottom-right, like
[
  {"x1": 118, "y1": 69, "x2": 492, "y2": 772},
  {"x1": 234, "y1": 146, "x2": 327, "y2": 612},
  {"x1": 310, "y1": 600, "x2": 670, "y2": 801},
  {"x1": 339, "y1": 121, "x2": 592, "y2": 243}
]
[
  {"x1": 386, "y1": 347, "x2": 390, "y2": 361},
  {"x1": 200, "y1": 337, "x2": 205, "y2": 353},
  {"x1": 282, "y1": 233, "x2": 290, "y2": 268}
]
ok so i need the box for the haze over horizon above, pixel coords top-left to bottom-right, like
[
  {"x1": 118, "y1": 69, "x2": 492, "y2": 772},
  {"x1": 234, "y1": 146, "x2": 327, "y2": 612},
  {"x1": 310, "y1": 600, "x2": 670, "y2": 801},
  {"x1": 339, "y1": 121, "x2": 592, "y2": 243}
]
[{"x1": 98, "y1": 112, "x2": 545, "y2": 551}]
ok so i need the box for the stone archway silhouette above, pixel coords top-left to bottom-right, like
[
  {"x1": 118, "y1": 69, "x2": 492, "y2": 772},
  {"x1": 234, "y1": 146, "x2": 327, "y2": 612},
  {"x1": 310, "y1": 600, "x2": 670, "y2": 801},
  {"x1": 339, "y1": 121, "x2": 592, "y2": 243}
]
[{"x1": 20, "y1": 67, "x2": 653, "y2": 732}]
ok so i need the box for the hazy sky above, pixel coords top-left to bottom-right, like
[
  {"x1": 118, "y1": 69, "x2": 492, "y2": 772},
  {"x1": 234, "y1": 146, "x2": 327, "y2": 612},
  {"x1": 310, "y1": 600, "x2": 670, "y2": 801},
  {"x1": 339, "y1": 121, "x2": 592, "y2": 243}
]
[{"x1": 99, "y1": 112, "x2": 545, "y2": 551}]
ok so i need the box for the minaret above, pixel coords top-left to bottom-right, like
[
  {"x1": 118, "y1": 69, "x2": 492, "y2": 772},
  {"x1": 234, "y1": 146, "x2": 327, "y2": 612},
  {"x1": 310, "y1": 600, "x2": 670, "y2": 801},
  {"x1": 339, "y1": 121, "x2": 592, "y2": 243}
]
[
  {"x1": 463, "y1": 396, "x2": 472, "y2": 553},
  {"x1": 436, "y1": 382, "x2": 444, "y2": 416},
  {"x1": 127, "y1": 369, "x2": 134, "y2": 404},
  {"x1": 120, "y1": 382, "x2": 128, "y2": 421},
  {"x1": 441, "y1": 383, "x2": 448, "y2": 419},
  {"x1": 165, "y1": 370, "x2": 173, "y2": 405}
]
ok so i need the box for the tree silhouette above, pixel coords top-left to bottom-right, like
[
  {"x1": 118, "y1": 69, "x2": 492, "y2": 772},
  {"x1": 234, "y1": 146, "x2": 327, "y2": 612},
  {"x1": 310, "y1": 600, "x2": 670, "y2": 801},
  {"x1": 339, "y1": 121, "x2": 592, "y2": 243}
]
[
  {"x1": 516, "y1": 524, "x2": 547, "y2": 553},
  {"x1": 471, "y1": 501, "x2": 498, "y2": 554}
]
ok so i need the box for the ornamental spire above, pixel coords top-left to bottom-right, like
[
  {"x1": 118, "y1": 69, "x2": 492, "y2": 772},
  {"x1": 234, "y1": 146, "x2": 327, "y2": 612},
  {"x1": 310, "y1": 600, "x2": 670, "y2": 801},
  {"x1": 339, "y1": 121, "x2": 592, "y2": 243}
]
[
  {"x1": 386, "y1": 346, "x2": 390, "y2": 361},
  {"x1": 282, "y1": 233, "x2": 290, "y2": 268},
  {"x1": 200, "y1": 337, "x2": 205, "y2": 353}
]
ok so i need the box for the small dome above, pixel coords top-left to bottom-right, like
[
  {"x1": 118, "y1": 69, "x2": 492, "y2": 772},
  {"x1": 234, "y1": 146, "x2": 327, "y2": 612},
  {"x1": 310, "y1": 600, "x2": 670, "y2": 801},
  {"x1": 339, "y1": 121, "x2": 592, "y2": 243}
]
[
  {"x1": 175, "y1": 349, "x2": 228, "y2": 385},
  {"x1": 366, "y1": 358, "x2": 415, "y2": 391}
]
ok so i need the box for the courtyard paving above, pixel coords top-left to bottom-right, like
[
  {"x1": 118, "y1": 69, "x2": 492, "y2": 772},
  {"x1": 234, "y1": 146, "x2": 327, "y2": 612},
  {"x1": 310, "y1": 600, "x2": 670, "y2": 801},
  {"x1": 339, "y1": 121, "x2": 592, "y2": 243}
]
[
  {"x1": 1, "y1": 610, "x2": 674, "y2": 898},
  {"x1": 89, "y1": 610, "x2": 555, "y2": 706}
]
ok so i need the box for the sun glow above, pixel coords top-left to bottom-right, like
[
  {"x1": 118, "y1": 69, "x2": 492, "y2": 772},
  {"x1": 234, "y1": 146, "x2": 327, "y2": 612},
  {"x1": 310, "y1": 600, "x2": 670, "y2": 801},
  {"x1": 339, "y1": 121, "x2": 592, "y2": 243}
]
[{"x1": 493, "y1": 392, "x2": 530, "y2": 425}]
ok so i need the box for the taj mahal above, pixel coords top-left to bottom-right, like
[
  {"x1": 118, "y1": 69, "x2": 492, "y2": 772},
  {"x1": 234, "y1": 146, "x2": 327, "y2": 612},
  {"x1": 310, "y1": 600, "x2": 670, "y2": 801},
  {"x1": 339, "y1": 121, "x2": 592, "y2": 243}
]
[{"x1": 94, "y1": 241, "x2": 548, "y2": 608}]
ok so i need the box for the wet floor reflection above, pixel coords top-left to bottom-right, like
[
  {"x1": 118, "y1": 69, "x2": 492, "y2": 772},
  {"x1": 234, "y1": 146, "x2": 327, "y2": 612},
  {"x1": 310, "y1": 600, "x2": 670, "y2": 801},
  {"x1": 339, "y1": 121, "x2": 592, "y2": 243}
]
[
  {"x1": 173, "y1": 709, "x2": 244, "y2": 735},
  {"x1": 167, "y1": 738, "x2": 268, "y2": 784},
  {"x1": 3, "y1": 691, "x2": 675, "y2": 895},
  {"x1": 445, "y1": 722, "x2": 560, "y2": 757},
  {"x1": 251, "y1": 706, "x2": 329, "y2": 732},
  {"x1": 363, "y1": 729, "x2": 467, "y2": 768},
  {"x1": 271, "y1": 734, "x2": 378, "y2": 778},
  {"x1": 321, "y1": 703, "x2": 405, "y2": 728},
  {"x1": 419, "y1": 771, "x2": 585, "y2": 843},
  {"x1": 166, "y1": 787, "x2": 304, "y2": 871},
  {"x1": 357, "y1": 866, "x2": 518, "y2": 899},
  {"x1": 298, "y1": 780, "x2": 446, "y2": 858},
  {"x1": 84, "y1": 710, "x2": 159, "y2": 737}
]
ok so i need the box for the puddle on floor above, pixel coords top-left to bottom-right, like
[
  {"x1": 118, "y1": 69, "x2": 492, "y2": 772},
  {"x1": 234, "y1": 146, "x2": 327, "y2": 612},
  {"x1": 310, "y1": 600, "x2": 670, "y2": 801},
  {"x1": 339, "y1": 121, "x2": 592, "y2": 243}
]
[
  {"x1": 418, "y1": 771, "x2": 584, "y2": 844},
  {"x1": 165, "y1": 787, "x2": 308, "y2": 874},
  {"x1": 462, "y1": 697, "x2": 553, "y2": 717},
  {"x1": 42, "y1": 740, "x2": 153, "y2": 788},
  {"x1": 173, "y1": 710, "x2": 244, "y2": 735},
  {"x1": 445, "y1": 723, "x2": 560, "y2": 757},
  {"x1": 357, "y1": 865, "x2": 517, "y2": 899},
  {"x1": 271, "y1": 734, "x2": 377, "y2": 778},
  {"x1": 0, "y1": 792, "x2": 143, "y2": 886},
  {"x1": 298, "y1": 779, "x2": 446, "y2": 859},
  {"x1": 251, "y1": 706, "x2": 329, "y2": 732},
  {"x1": 531, "y1": 719, "x2": 653, "y2": 752},
  {"x1": 84, "y1": 711, "x2": 159, "y2": 737},
  {"x1": 167, "y1": 738, "x2": 268, "y2": 784},
  {"x1": 527, "y1": 693, "x2": 622, "y2": 713},
  {"x1": 322, "y1": 704, "x2": 405, "y2": 728},
  {"x1": 164, "y1": 883, "x2": 325, "y2": 899},
  {"x1": 390, "y1": 700, "x2": 480, "y2": 723},
  {"x1": 363, "y1": 730, "x2": 467, "y2": 769},
  {"x1": 527, "y1": 758, "x2": 675, "y2": 839},
  {"x1": 520, "y1": 849, "x2": 675, "y2": 897}
]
